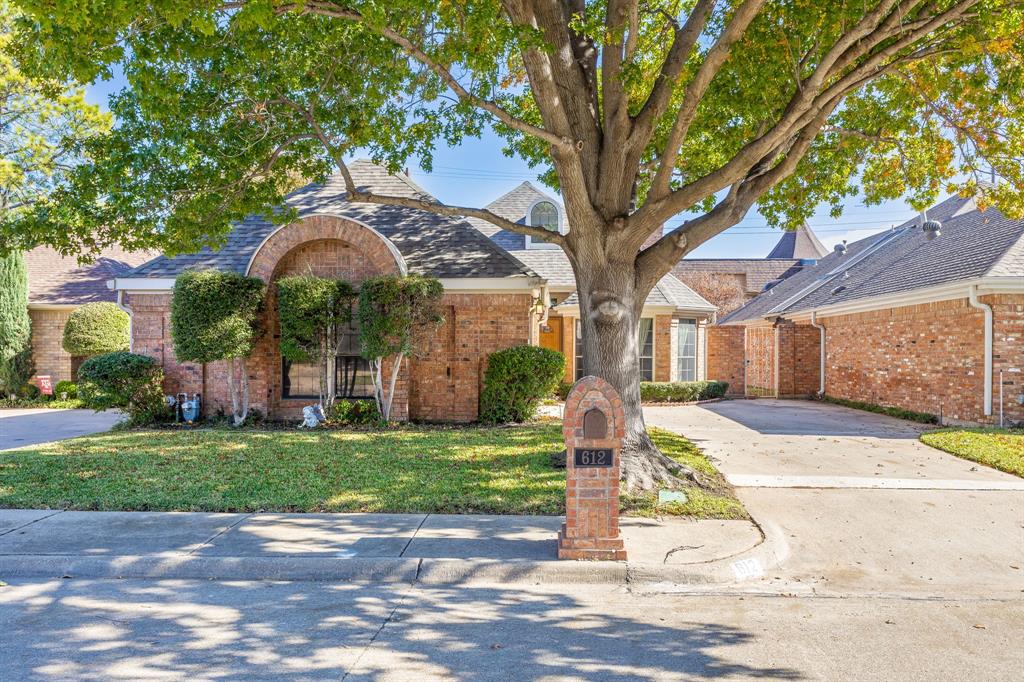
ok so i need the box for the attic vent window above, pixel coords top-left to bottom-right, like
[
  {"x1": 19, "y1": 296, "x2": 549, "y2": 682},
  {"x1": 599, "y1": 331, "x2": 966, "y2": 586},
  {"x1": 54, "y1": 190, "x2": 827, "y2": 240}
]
[{"x1": 530, "y1": 201, "x2": 559, "y2": 232}]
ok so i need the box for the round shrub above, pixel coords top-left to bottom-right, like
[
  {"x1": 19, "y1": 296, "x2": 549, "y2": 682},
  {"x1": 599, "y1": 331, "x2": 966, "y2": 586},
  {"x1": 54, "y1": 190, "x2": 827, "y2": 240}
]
[
  {"x1": 480, "y1": 345, "x2": 565, "y2": 424},
  {"x1": 62, "y1": 302, "x2": 130, "y2": 356},
  {"x1": 327, "y1": 399, "x2": 381, "y2": 425},
  {"x1": 53, "y1": 380, "x2": 77, "y2": 399},
  {"x1": 78, "y1": 351, "x2": 167, "y2": 424}
]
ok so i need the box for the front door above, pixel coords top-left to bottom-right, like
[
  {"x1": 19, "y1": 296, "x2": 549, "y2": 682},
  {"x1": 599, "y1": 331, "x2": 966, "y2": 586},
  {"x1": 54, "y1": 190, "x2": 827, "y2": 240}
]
[{"x1": 539, "y1": 316, "x2": 564, "y2": 354}]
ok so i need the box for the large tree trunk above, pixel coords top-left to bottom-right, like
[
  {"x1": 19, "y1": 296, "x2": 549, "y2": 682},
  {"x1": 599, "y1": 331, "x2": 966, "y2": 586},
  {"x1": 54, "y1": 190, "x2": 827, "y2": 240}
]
[{"x1": 571, "y1": 240, "x2": 699, "y2": 494}]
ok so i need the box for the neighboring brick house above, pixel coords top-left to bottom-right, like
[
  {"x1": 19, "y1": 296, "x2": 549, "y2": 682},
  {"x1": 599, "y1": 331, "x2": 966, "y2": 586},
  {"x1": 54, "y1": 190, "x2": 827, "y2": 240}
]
[
  {"x1": 672, "y1": 224, "x2": 829, "y2": 311},
  {"x1": 712, "y1": 193, "x2": 1024, "y2": 426},
  {"x1": 24, "y1": 246, "x2": 155, "y2": 383},
  {"x1": 467, "y1": 182, "x2": 716, "y2": 384}
]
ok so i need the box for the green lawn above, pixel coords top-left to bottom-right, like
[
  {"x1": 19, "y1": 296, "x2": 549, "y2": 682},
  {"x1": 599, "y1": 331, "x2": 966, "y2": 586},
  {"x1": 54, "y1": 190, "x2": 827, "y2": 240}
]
[
  {"x1": 0, "y1": 423, "x2": 745, "y2": 518},
  {"x1": 921, "y1": 428, "x2": 1024, "y2": 478}
]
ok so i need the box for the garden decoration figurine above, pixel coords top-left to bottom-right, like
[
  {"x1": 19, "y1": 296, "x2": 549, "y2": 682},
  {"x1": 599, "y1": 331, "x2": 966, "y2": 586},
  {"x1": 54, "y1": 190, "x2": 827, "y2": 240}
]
[{"x1": 300, "y1": 404, "x2": 325, "y2": 429}]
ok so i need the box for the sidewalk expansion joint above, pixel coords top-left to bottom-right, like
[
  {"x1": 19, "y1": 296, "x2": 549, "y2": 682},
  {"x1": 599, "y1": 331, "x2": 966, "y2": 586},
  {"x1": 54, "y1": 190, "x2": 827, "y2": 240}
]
[
  {"x1": 187, "y1": 513, "x2": 253, "y2": 556},
  {"x1": 398, "y1": 514, "x2": 429, "y2": 558},
  {"x1": 0, "y1": 509, "x2": 65, "y2": 538}
]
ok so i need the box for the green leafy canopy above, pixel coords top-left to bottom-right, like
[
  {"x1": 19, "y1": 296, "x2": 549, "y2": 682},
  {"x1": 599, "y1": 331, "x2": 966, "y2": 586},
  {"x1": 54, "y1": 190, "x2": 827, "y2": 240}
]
[
  {"x1": 3, "y1": 0, "x2": 1022, "y2": 261},
  {"x1": 357, "y1": 274, "x2": 444, "y2": 361},
  {"x1": 277, "y1": 275, "x2": 357, "y2": 363}
]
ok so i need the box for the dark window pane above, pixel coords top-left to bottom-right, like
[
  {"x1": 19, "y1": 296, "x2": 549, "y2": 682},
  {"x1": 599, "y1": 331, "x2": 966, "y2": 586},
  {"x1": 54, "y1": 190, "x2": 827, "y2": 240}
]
[
  {"x1": 282, "y1": 359, "x2": 319, "y2": 399},
  {"x1": 530, "y1": 201, "x2": 559, "y2": 232}
]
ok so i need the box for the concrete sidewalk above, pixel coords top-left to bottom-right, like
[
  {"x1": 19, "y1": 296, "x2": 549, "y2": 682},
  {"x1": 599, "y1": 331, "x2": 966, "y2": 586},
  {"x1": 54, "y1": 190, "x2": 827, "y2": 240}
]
[{"x1": 0, "y1": 509, "x2": 781, "y2": 585}]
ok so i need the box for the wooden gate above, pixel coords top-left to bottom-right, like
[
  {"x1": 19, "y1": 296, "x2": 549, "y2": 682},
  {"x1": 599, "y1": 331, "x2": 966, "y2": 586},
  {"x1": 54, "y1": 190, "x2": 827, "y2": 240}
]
[{"x1": 744, "y1": 326, "x2": 777, "y2": 397}]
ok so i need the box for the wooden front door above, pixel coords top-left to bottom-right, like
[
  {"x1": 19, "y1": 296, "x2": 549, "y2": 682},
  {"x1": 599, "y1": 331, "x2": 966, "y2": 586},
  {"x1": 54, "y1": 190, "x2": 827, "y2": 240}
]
[{"x1": 539, "y1": 316, "x2": 564, "y2": 354}]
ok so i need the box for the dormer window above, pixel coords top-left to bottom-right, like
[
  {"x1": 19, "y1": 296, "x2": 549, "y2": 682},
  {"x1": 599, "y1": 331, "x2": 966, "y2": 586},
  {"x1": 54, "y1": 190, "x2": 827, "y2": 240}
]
[{"x1": 525, "y1": 199, "x2": 564, "y2": 249}]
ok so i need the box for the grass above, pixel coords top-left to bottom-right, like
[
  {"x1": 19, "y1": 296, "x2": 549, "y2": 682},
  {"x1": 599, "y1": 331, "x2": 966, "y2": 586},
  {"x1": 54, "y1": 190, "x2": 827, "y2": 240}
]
[
  {"x1": 823, "y1": 395, "x2": 939, "y2": 424},
  {"x1": 0, "y1": 422, "x2": 745, "y2": 519},
  {"x1": 921, "y1": 428, "x2": 1024, "y2": 478}
]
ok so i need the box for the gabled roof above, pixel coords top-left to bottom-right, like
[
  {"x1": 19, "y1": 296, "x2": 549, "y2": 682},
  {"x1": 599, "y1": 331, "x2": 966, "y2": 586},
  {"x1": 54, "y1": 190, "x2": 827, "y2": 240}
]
[
  {"x1": 672, "y1": 258, "x2": 803, "y2": 294},
  {"x1": 721, "y1": 193, "x2": 1024, "y2": 324},
  {"x1": 556, "y1": 274, "x2": 716, "y2": 313},
  {"x1": 128, "y1": 160, "x2": 538, "y2": 281},
  {"x1": 26, "y1": 245, "x2": 157, "y2": 306},
  {"x1": 766, "y1": 223, "x2": 829, "y2": 259},
  {"x1": 465, "y1": 180, "x2": 563, "y2": 252}
]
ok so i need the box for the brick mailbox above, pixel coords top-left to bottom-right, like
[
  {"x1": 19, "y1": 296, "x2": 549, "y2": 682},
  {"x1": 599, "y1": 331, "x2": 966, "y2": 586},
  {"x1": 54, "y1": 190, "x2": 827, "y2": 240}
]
[{"x1": 558, "y1": 375, "x2": 627, "y2": 561}]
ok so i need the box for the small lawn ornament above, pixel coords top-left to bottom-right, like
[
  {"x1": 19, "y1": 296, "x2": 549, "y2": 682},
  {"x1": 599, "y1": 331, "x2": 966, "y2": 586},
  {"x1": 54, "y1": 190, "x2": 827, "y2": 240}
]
[{"x1": 300, "y1": 404, "x2": 325, "y2": 429}]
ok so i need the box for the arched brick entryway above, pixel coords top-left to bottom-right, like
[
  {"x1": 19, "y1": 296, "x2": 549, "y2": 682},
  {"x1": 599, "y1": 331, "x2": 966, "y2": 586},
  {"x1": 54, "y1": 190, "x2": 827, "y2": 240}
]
[{"x1": 244, "y1": 214, "x2": 409, "y2": 420}]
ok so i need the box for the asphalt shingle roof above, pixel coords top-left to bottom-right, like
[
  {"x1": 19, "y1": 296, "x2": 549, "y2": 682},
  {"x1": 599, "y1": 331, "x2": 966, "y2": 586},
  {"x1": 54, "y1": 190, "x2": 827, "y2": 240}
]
[
  {"x1": 129, "y1": 160, "x2": 537, "y2": 281},
  {"x1": 27, "y1": 246, "x2": 157, "y2": 305},
  {"x1": 721, "y1": 193, "x2": 1024, "y2": 324},
  {"x1": 556, "y1": 275, "x2": 715, "y2": 313},
  {"x1": 765, "y1": 224, "x2": 829, "y2": 259}
]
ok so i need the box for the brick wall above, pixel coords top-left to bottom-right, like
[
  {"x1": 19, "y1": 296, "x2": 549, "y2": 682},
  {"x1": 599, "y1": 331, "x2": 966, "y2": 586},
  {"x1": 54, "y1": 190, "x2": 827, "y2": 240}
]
[
  {"x1": 776, "y1": 322, "x2": 821, "y2": 398},
  {"x1": 820, "y1": 295, "x2": 1024, "y2": 424},
  {"x1": 409, "y1": 293, "x2": 533, "y2": 422},
  {"x1": 28, "y1": 308, "x2": 74, "y2": 383},
  {"x1": 706, "y1": 325, "x2": 745, "y2": 395},
  {"x1": 991, "y1": 294, "x2": 1024, "y2": 425}
]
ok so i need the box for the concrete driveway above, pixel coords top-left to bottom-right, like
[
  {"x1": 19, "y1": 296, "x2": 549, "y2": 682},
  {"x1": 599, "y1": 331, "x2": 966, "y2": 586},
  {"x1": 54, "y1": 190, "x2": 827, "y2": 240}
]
[
  {"x1": 0, "y1": 409, "x2": 122, "y2": 451},
  {"x1": 645, "y1": 400, "x2": 1024, "y2": 598}
]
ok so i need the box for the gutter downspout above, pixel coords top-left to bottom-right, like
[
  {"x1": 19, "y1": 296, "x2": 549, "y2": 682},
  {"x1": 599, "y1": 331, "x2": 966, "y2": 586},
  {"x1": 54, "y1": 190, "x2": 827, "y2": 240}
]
[
  {"x1": 967, "y1": 285, "x2": 993, "y2": 417},
  {"x1": 114, "y1": 287, "x2": 134, "y2": 353},
  {"x1": 810, "y1": 311, "x2": 825, "y2": 397}
]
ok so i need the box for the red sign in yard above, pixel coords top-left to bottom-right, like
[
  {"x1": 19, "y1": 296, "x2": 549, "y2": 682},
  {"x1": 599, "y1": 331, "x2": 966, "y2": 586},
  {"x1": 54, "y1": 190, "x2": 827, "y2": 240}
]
[{"x1": 36, "y1": 375, "x2": 53, "y2": 395}]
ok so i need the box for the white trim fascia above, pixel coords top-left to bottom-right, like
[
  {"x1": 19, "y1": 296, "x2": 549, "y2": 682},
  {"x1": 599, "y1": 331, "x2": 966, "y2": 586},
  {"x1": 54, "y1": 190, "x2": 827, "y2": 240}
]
[
  {"x1": 109, "y1": 277, "x2": 176, "y2": 292},
  {"x1": 439, "y1": 276, "x2": 543, "y2": 292},
  {"x1": 553, "y1": 303, "x2": 678, "y2": 316},
  {"x1": 784, "y1": 276, "x2": 1024, "y2": 321},
  {"x1": 27, "y1": 303, "x2": 79, "y2": 311},
  {"x1": 243, "y1": 211, "x2": 409, "y2": 277}
]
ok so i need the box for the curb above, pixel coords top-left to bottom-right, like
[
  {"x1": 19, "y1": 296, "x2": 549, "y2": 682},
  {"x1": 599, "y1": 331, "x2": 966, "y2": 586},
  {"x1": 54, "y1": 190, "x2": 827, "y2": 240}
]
[{"x1": 0, "y1": 523, "x2": 788, "y2": 586}]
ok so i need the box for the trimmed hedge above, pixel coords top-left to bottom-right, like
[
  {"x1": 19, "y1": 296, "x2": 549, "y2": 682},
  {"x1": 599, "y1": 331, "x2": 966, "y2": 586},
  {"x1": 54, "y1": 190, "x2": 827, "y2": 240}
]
[
  {"x1": 62, "y1": 302, "x2": 129, "y2": 356},
  {"x1": 553, "y1": 379, "x2": 729, "y2": 403},
  {"x1": 480, "y1": 345, "x2": 565, "y2": 423},
  {"x1": 78, "y1": 351, "x2": 167, "y2": 425},
  {"x1": 171, "y1": 270, "x2": 266, "y2": 364},
  {"x1": 328, "y1": 399, "x2": 381, "y2": 425},
  {"x1": 640, "y1": 380, "x2": 729, "y2": 403},
  {"x1": 823, "y1": 395, "x2": 939, "y2": 424}
]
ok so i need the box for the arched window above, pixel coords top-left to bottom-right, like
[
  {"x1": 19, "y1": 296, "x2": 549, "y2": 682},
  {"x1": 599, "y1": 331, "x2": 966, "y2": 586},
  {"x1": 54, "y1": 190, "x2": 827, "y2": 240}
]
[{"x1": 530, "y1": 201, "x2": 559, "y2": 232}]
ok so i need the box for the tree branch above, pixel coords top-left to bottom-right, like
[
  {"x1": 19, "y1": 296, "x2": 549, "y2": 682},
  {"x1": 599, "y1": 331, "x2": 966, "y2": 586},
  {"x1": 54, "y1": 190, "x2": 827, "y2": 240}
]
[{"x1": 278, "y1": 1, "x2": 571, "y2": 151}]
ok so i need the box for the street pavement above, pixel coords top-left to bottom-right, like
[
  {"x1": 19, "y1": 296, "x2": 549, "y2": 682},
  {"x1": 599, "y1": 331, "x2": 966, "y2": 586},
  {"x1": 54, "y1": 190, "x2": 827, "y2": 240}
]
[{"x1": 0, "y1": 408, "x2": 122, "y2": 451}]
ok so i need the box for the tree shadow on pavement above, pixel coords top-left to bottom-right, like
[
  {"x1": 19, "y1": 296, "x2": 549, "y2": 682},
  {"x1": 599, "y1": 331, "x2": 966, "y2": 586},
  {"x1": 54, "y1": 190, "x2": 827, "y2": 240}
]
[{"x1": 0, "y1": 577, "x2": 804, "y2": 680}]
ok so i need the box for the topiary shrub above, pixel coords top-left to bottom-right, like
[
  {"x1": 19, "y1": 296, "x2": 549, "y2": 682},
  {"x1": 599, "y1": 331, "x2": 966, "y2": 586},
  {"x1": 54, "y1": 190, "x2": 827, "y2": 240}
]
[
  {"x1": 171, "y1": 270, "x2": 266, "y2": 425},
  {"x1": 78, "y1": 351, "x2": 167, "y2": 424},
  {"x1": 277, "y1": 275, "x2": 356, "y2": 410},
  {"x1": 53, "y1": 380, "x2": 77, "y2": 399},
  {"x1": 639, "y1": 380, "x2": 729, "y2": 403},
  {"x1": 480, "y1": 345, "x2": 565, "y2": 424},
  {"x1": 62, "y1": 302, "x2": 130, "y2": 357},
  {"x1": 358, "y1": 274, "x2": 444, "y2": 421}
]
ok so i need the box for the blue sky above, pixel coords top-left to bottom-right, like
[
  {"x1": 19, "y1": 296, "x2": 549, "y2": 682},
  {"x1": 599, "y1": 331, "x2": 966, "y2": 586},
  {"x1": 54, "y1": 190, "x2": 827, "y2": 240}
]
[{"x1": 86, "y1": 80, "x2": 924, "y2": 259}]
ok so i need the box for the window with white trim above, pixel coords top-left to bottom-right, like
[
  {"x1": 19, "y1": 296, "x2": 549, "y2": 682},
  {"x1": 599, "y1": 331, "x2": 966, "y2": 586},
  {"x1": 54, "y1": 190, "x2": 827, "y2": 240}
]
[
  {"x1": 525, "y1": 199, "x2": 562, "y2": 250},
  {"x1": 574, "y1": 319, "x2": 584, "y2": 381},
  {"x1": 575, "y1": 317, "x2": 656, "y2": 382},
  {"x1": 638, "y1": 318, "x2": 654, "y2": 382},
  {"x1": 677, "y1": 318, "x2": 697, "y2": 381}
]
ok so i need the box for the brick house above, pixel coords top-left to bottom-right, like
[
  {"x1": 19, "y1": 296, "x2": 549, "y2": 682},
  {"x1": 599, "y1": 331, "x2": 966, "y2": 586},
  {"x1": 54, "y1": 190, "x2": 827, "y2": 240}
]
[
  {"x1": 671, "y1": 223, "x2": 829, "y2": 310},
  {"x1": 710, "y1": 193, "x2": 1024, "y2": 426},
  {"x1": 467, "y1": 181, "x2": 717, "y2": 384},
  {"x1": 24, "y1": 246, "x2": 155, "y2": 383},
  {"x1": 111, "y1": 161, "x2": 714, "y2": 422}
]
